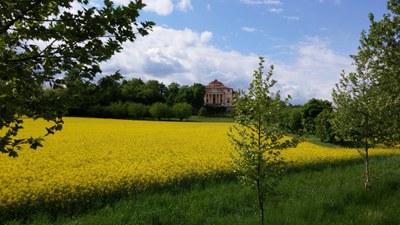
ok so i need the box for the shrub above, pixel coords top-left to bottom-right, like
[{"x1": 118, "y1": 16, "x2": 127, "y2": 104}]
[
  {"x1": 149, "y1": 102, "x2": 173, "y2": 120},
  {"x1": 315, "y1": 109, "x2": 335, "y2": 142},
  {"x1": 105, "y1": 102, "x2": 128, "y2": 118},
  {"x1": 198, "y1": 107, "x2": 207, "y2": 117},
  {"x1": 173, "y1": 103, "x2": 192, "y2": 121},
  {"x1": 86, "y1": 105, "x2": 105, "y2": 118},
  {"x1": 205, "y1": 105, "x2": 227, "y2": 115},
  {"x1": 127, "y1": 102, "x2": 148, "y2": 119}
]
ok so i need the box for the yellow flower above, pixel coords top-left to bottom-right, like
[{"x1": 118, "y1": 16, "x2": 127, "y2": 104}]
[{"x1": 0, "y1": 117, "x2": 398, "y2": 210}]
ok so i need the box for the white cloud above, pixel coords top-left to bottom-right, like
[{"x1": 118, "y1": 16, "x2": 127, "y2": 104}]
[
  {"x1": 59, "y1": 0, "x2": 100, "y2": 15},
  {"x1": 240, "y1": 0, "x2": 283, "y2": 5},
  {"x1": 142, "y1": 0, "x2": 174, "y2": 15},
  {"x1": 269, "y1": 8, "x2": 283, "y2": 13},
  {"x1": 200, "y1": 31, "x2": 213, "y2": 43},
  {"x1": 112, "y1": 0, "x2": 130, "y2": 5},
  {"x1": 176, "y1": 0, "x2": 193, "y2": 11},
  {"x1": 241, "y1": 26, "x2": 257, "y2": 32},
  {"x1": 102, "y1": 27, "x2": 352, "y2": 104},
  {"x1": 283, "y1": 15, "x2": 300, "y2": 21},
  {"x1": 140, "y1": 0, "x2": 194, "y2": 15},
  {"x1": 102, "y1": 26, "x2": 258, "y2": 88},
  {"x1": 273, "y1": 36, "x2": 352, "y2": 103}
]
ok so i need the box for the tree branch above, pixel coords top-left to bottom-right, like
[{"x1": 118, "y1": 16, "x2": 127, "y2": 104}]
[
  {"x1": 1, "y1": 0, "x2": 46, "y2": 35},
  {"x1": 5, "y1": 39, "x2": 60, "y2": 63}
]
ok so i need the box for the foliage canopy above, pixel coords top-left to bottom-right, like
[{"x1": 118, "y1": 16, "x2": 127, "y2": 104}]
[
  {"x1": 0, "y1": 0, "x2": 154, "y2": 156},
  {"x1": 332, "y1": 0, "x2": 400, "y2": 191},
  {"x1": 173, "y1": 103, "x2": 192, "y2": 121}
]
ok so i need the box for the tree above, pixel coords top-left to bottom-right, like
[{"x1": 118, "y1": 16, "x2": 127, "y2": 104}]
[
  {"x1": 104, "y1": 101, "x2": 128, "y2": 118},
  {"x1": 50, "y1": 73, "x2": 98, "y2": 116},
  {"x1": 228, "y1": 57, "x2": 300, "y2": 225},
  {"x1": 353, "y1": 0, "x2": 400, "y2": 143},
  {"x1": 301, "y1": 98, "x2": 332, "y2": 134},
  {"x1": 288, "y1": 107, "x2": 303, "y2": 134},
  {"x1": 198, "y1": 106, "x2": 207, "y2": 117},
  {"x1": 173, "y1": 103, "x2": 192, "y2": 121},
  {"x1": 332, "y1": 0, "x2": 400, "y2": 191},
  {"x1": 165, "y1": 82, "x2": 180, "y2": 106},
  {"x1": 332, "y1": 70, "x2": 380, "y2": 191},
  {"x1": 189, "y1": 83, "x2": 206, "y2": 113},
  {"x1": 0, "y1": 0, "x2": 154, "y2": 156},
  {"x1": 127, "y1": 102, "x2": 148, "y2": 119},
  {"x1": 149, "y1": 102, "x2": 172, "y2": 121},
  {"x1": 315, "y1": 109, "x2": 334, "y2": 142},
  {"x1": 97, "y1": 72, "x2": 123, "y2": 106},
  {"x1": 139, "y1": 80, "x2": 166, "y2": 105},
  {"x1": 175, "y1": 85, "x2": 192, "y2": 104},
  {"x1": 121, "y1": 78, "x2": 145, "y2": 103}
]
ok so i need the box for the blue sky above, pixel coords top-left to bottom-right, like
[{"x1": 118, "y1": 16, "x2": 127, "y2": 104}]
[{"x1": 100, "y1": 0, "x2": 389, "y2": 104}]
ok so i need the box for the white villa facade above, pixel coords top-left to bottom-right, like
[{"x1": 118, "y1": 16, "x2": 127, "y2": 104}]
[{"x1": 204, "y1": 79, "x2": 233, "y2": 107}]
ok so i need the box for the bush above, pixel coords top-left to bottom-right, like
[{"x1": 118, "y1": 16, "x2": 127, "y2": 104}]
[
  {"x1": 289, "y1": 109, "x2": 303, "y2": 134},
  {"x1": 173, "y1": 103, "x2": 192, "y2": 121},
  {"x1": 315, "y1": 109, "x2": 335, "y2": 142},
  {"x1": 198, "y1": 107, "x2": 207, "y2": 117},
  {"x1": 127, "y1": 102, "x2": 148, "y2": 119},
  {"x1": 149, "y1": 102, "x2": 173, "y2": 120},
  {"x1": 205, "y1": 105, "x2": 227, "y2": 115},
  {"x1": 86, "y1": 105, "x2": 106, "y2": 118},
  {"x1": 104, "y1": 102, "x2": 128, "y2": 118}
]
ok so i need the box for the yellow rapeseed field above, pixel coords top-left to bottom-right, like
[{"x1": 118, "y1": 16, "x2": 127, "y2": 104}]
[{"x1": 0, "y1": 117, "x2": 398, "y2": 211}]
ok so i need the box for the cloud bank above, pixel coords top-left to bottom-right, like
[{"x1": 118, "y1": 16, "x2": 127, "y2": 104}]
[
  {"x1": 112, "y1": 0, "x2": 192, "y2": 15},
  {"x1": 102, "y1": 26, "x2": 352, "y2": 104},
  {"x1": 141, "y1": 0, "x2": 192, "y2": 15}
]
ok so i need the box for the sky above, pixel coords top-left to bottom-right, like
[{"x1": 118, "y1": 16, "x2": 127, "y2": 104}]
[{"x1": 100, "y1": 0, "x2": 389, "y2": 104}]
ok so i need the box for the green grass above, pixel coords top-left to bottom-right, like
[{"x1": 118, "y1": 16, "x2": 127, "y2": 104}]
[
  {"x1": 303, "y1": 135, "x2": 342, "y2": 148},
  {"x1": 6, "y1": 155, "x2": 400, "y2": 225},
  {"x1": 188, "y1": 116, "x2": 234, "y2": 123}
]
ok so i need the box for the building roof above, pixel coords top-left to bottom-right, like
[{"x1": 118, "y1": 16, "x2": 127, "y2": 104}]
[{"x1": 206, "y1": 79, "x2": 232, "y2": 89}]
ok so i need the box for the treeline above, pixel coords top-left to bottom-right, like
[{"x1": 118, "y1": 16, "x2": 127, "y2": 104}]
[
  {"x1": 45, "y1": 72, "x2": 207, "y2": 120},
  {"x1": 45, "y1": 72, "x2": 336, "y2": 134},
  {"x1": 279, "y1": 98, "x2": 334, "y2": 142}
]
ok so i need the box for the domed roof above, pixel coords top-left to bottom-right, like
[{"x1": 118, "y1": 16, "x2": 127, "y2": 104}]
[{"x1": 206, "y1": 79, "x2": 232, "y2": 89}]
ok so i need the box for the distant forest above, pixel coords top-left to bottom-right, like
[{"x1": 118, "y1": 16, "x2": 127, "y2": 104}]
[
  {"x1": 45, "y1": 72, "x2": 206, "y2": 116},
  {"x1": 45, "y1": 72, "x2": 335, "y2": 142}
]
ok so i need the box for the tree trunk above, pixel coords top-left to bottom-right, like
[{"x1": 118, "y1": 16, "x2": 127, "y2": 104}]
[
  {"x1": 256, "y1": 131, "x2": 265, "y2": 225},
  {"x1": 364, "y1": 134, "x2": 371, "y2": 192},
  {"x1": 364, "y1": 140, "x2": 370, "y2": 192},
  {"x1": 363, "y1": 112, "x2": 371, "y2": 192},
  {"x1": 257, "y1": 180, "x2": 265, "y2": 225}
]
